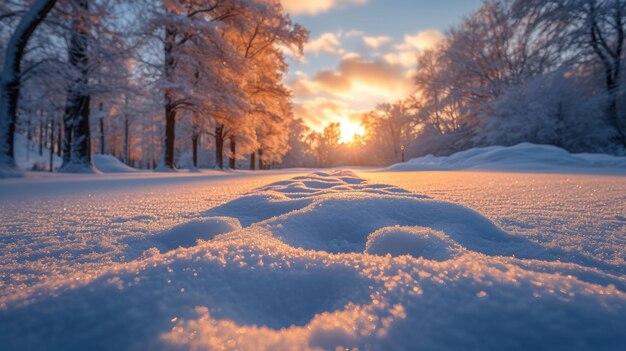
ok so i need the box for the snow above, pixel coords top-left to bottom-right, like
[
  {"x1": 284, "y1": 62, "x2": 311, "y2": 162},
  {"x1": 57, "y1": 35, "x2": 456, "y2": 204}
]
[
  {"x1": 12, "y1": 134, "x2": 137, "y2": 174},
  {"x1": 153, "y1": 217, "x2": 242, "y2": 251},
  {"x1": 1, "y1": 169, "x2": 625, "y2": 350},
  {"x1": 13, "y1": 134, "x2": 61, "y2": 171},
  {"x1": 365, "y1": 226, "x2": 463, "y2": 260},
  {"x1": 389, "y1": 143, "x2": 626, "y2": 172},
  {"x1": 92, "y1": 155, "x2": 138, "y2": 173}
]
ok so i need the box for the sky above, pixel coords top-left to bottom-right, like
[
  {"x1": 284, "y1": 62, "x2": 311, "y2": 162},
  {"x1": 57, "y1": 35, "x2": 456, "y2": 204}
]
[{"x1": 281, "y1": 0, "x2": 484, "y2": 141}]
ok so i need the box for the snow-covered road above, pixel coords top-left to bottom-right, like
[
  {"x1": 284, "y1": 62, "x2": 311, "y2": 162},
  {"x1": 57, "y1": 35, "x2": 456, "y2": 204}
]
[{"x1": 1, "y1": 169, "x2": 625, "y2": 350}]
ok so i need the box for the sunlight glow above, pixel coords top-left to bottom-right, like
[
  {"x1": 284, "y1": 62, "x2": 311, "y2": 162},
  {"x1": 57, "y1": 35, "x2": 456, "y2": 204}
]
[{"x1": 339, "y1": 120, "x2": 365, "y2": 143}]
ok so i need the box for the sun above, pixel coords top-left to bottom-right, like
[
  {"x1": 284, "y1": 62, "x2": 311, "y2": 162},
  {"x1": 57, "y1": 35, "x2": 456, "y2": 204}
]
[{"x1": 339, "y1": 120, "x2": 365, "y2": 144}]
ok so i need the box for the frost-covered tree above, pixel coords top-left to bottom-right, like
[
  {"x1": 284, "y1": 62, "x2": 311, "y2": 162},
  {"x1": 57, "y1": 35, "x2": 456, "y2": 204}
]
[
  {"x1": 0, "y1": 0, "x2": 57, "y2": 176},
  {"x1": 307, "y1": 122, "x2": 341, "y2": 167},
  {"x1": 215, "y1": 0, "x2": 306, "y2": 169},
  {"x1": 514, "y1": 0, "x2": 625, "y2": 145},
  {"x1": 477, "y1": 68, "x2": 614, "y2": 151},
  {"x1": 279, "y1": 118, "x2": 316, "y2": 168},
  {"x1": 362, "y1": 100, "x2": 418, "y2": 164}
]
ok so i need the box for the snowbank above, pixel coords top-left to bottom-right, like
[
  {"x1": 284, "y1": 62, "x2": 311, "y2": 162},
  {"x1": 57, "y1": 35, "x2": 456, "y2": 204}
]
[
  {"x1": 388, "y1": 143, "x2": 626, "y2": 172},
  {"x1": 93, "y1": 155, "x2": 137, "y2": 173},
  {"x1": 1, "y1": 171, "x2": 625, "y2": 350},
  {"x1": 10, "y1": 135, "x2": 136, "y2": 174}
]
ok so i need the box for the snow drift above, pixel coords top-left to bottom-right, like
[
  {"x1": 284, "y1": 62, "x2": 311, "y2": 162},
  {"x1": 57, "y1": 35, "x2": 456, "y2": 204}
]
[
  {"x1": 92, "y1": 155, "x2": 137, "y2": 173},
  {"x1": 1, "y1": 171, "x2": 625, "y2": 350},
  {"x1": 388, "y1": 143, "x2": 626, "y2": 172}
]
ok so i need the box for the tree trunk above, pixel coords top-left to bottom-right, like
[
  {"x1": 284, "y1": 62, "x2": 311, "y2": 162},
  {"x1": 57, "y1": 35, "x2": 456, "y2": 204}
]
[
  {"x1": 0, "y1": 0, "x2": 57, "y2": 173},
  {"x1": 38, "y1": 113, "x2": 44, "y2": 156},
  {"x1": 163, "y1": 25, "x2": 177, "y2": 169},
  {"x1": 61, "y1": 0, "x2": 92, "y2": 171},
  {"x1": 229, "y1": 138, "x2": 236, "y2": 169},
  {"x1": 192, "y1": 131, "x2": 199, "y2": 169},
  {"x1": 99, "y1": 102, "x2": 105, "y2": 154},
  {"x1": 258, "y1": 148, "x2": 264, "y2": 170},
  {"x1": 124, "y1": 114, "x2": 130, "y2": 164},
  {"x1": 249, "y1": 151, "x2": 256, "y2": 170},
  {"x1": 589, "y1": 5, "x2": 625, "y2": 145},
  {"x1": 26, "y1": 112, "x2": 31, "y2": 161},
  {"x1": 215, "y1": 125, "x2": 224, "y2": 169},
  {"x1": 42, "y1": 115, "x2": 48, "y2": 155},
  {"x1": 62, "y1": 111, "x2": 72, "y2": 163},
  {"x1": 56, "y1": 119, "x2": 62, "y2": 156},
  {"x1": 70, "y1": 94, "x2": 91, "y2": 166},
  {"x1": 49, "y1": 118, "x2": 55, "y2": 172}
]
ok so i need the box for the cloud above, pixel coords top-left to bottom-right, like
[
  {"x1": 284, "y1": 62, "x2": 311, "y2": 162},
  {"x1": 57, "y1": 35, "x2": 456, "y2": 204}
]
[
  {"x1": 293, "y1": 98, "x2": 351, "y2": 130},
  {"x1": 345, "y1": 30, "x2": 365, "y2": 38},
  {"x1": 401, "y1": 30, "x2": 445, "y2": 51},
  {"x1": 384, "y1": 29, "x2": 444, "y2": 67},
  {"x1": 290, "y1": 56, "x2": 413, "y2": 107},
  {"x1": 362, "y1": 35, "x2": 393, "y2": 49},
  {"x1": 292, "y1": 98, "x2": 367, "y2": 134},
  {"x1": 304, "y1": 32, "x2": 342, "y2": 55},
  {"x1": 341, "y1": 52, "x2": 361, "y2": 60},
  {"x1": 290, "y1": 30, "x2": 442, "y2": 130},
  {"x1": 281, "y1": 0, "x2": 367, "y2": 16}
]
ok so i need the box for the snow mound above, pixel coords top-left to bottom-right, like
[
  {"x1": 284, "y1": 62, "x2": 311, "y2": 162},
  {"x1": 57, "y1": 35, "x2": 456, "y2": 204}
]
[
  {"x1": 365, "y1": 226, "x2": 463, "y2": 260},
  {"x1": 2, "y1": 171, "x2": 625, "y2": 350},
  {"x1": 152, "y1": 217, "x2": 242, "y2": 251},
  {"x1": 388, "y1": 143, "x2": 626, "y2": 172},
  {"x1": 93, "y1": 155, "x2": 137, "y2": 173}
]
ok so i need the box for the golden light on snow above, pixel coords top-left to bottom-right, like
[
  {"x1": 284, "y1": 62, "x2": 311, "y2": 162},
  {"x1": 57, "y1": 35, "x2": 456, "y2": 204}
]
[{"x1": 339, "y1": 120, "x2": 364, "y2": 144}]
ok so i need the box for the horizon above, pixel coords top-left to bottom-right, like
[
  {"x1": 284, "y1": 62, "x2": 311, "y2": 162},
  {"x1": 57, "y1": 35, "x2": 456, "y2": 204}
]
[{"x1": 283, "y1": 0, "x2": 483, "y2": 139}]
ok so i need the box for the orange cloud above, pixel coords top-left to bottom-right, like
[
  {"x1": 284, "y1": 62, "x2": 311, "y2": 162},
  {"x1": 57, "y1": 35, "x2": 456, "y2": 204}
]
[
  {"x1": 290, "y1": 29, "x2": 441, "y2": 131},
  {"x1": 281, "y1": 0, "x2": 367, "y2": 16},
  {"x1": 291, "y1": 56, "x2": 412, "y2": 102},
  {"x1": 305, "y1": 32, "x2": 342, "y2": 55},
  {"x1": 385, "y1": 29, "x2": 444, "y2": 67},
  {"x1": 363, "y1": 35, "x2": 393, "y2": 48}
]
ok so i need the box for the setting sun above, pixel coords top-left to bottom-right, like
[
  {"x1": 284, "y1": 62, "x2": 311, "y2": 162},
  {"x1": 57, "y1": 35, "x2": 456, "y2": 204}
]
[{"x1": 339, "y1": 120, "x2": 365, "y2": 143}]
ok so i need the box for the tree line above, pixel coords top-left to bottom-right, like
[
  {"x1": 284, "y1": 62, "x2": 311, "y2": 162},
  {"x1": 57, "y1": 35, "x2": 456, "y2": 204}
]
[
  {"x1": 0, "y1": 0, "x2": 307, "y2": 175},
  {"x1": 293, "y1": 0, "x2": 625, "y2": 168}
]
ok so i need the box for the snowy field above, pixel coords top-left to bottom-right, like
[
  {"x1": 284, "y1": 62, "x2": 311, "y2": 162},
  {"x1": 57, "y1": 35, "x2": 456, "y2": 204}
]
[{"x1": 1, "y1": 156, "x2": 626, "y2": 349}]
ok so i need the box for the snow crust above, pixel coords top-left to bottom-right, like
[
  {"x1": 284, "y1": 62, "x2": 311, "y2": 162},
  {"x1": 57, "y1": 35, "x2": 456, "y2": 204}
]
[
  {"x1": 365, "y1": 226, "x2": 463, "y2": 260},
  {"x1": 389, "y1": 143, "x2": 626, "y2": 172},
  {"x1": 1, "y1": 170, "x2": 625, "y2": 350}
]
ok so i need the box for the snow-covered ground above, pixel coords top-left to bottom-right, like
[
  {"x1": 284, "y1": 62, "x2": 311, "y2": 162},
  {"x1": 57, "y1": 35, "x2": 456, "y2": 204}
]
[
  {"x1": 389, "y1": 143, "x2": 626, "y2": 173},
  {"x1": 1, "y1": 157, "x2": 625, "y2": 349}
]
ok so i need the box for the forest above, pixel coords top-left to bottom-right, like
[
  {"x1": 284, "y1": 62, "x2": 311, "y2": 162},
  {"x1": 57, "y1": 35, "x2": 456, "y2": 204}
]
[{"x1": 0, "y1": 0, "x2": 625, "y2": 174}]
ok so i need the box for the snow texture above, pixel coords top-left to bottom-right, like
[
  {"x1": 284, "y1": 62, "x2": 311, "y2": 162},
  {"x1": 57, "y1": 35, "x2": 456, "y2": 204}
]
[
  {"x1": 389, "y1": 143, "x2": 626, "y2": 172},
  {"x1": 0, "y1": 170, "x2": 625, "y2": 350},
  {"x1": 365, "y1": 226, "x2": 463, "y2": 260}
]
